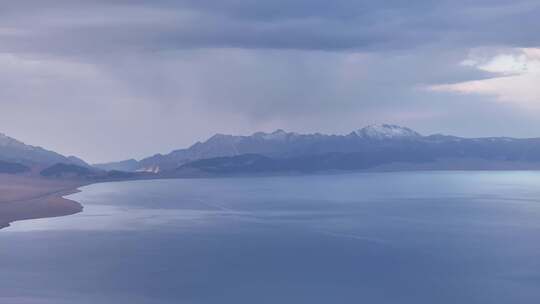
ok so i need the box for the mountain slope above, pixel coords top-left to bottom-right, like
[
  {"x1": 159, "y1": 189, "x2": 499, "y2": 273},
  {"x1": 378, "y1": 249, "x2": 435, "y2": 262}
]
[
  {"x1": 0, "y1": 160, "x2": 30, "y2": 174},
  {"x1": 175, "y1": 145, "x2": 540, "y2": 176},
  {"x1": 0, "y1": 132, "x2": 90, "y2": 168},
  {"x1": 99, "y1": 124, "x2": 540, "y2": 174},
  {"x1": 355, "y1": 124, "x2": 421, "y2": 139},
  {"x1": 94, "y1": 159, "x2": 139, "y2": 172},
  {"x1": 102, "y1": 125, "x2": 414, "y2": 172},
  {"x1": 40, "y1": 163, "x2": 94, "y2": 178}
]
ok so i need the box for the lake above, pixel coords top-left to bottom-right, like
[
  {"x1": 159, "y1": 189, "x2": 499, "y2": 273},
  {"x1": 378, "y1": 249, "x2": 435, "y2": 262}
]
[{"x1": 2, "y1": 171, "x2": 540, "y2": 303}]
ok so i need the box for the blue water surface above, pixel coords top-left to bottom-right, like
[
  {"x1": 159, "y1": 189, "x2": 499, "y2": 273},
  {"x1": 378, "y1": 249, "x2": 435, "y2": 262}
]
[{"x1": 1, "y1": 171, "x2": 540, "y2": 303}]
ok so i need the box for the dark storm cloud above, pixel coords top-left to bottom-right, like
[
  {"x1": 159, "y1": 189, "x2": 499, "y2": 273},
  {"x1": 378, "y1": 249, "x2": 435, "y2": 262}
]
[
  {"x1": 1, "y1": 0, "x2": 539, "y2": 162},
  {"x1": 1, "y1": 0, "x2": 539, "y2": 56}
]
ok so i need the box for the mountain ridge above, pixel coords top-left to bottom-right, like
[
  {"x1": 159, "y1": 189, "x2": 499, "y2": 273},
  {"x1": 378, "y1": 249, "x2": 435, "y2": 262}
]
[
  {"x1": 0, "y1": 132, "x2": 90, "y2": 169},
  {"x1": 95, "y1": 124, "x2": 540, "y2": 173}
]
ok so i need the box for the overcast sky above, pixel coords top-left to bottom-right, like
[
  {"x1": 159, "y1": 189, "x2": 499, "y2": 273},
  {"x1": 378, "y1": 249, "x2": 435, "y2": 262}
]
[{"x1": 1, "y1": 0, "x2": 540, "y2": 163}]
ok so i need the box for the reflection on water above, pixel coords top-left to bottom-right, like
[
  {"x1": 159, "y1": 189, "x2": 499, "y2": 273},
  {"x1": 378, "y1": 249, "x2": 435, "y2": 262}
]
[{"x1": 2, "y1": 172, "x2": 540, "y2": 304}]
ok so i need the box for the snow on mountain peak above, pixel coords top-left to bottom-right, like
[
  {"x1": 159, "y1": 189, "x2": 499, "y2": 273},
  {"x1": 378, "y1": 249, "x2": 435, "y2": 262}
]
[
  {"x1": 356, "y1": 124, "x2": 421, "y2": 139},
  {"x1": 252, "y1": 129, "x2": 293, "y2": 141}
]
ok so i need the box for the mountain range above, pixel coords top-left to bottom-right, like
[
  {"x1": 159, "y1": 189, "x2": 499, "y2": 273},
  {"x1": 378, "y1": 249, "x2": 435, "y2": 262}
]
[
  {"x1": 95, "y1": 124, "x2": 540, "y2": 176},
  {"x1": 95, "y1": 125, "x2": 422, "y2": 172},
  {"x1": 0, "y1": 133, "x2": 89, "y2": 169},
  {"x1": 4, "y1": 124, "x2": 540, "y2": 178},
  {"x1": 0, "y1": 133, "x2": 139, "y2": 179}
]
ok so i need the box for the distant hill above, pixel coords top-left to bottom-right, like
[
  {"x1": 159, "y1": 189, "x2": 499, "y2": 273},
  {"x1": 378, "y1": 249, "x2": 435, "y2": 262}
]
[
  {"x1": 0, "y1": 160, "x2": 30, "y2": 174},
  {"x1": 0, "y1": 132, "x2": 90, "y2": 168},
  {"x1": 100, "y1": 124, "x2": 540, "y2": 174},
  {"x1": 39, "y1": 163, "x2": 150, "y2": 181},
  {"x1": 94, "y1": 159, "x2": 138, "y2": 172},
  {"x1": 176, "y1": 153, "x2": 540, "y2": 176},
  {"x1": 40, "y1": 163, "x2": 94, "y2": 178}
]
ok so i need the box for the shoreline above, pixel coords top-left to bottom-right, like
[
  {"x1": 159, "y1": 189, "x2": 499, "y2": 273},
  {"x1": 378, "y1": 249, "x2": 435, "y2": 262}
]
[
  {"x1": 3, "y1": 168, "x2": 540, "y2": 230},
  {"x1": 0, "y1": 175, "x2": 88, "y2": 230},
  {"x1": 0, "y1": 187, "x2": 85, "y2": 230}
]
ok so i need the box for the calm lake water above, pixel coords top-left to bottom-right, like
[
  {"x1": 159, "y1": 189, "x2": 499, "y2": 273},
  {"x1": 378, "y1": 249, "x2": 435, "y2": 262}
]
[{"x1": 2, "y1": 172, "x2": 540, "y2": 303}]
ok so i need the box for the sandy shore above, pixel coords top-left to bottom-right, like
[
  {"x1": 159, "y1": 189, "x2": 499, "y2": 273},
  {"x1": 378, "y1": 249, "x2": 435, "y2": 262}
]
[{"x1": 0, "y1": 174, "x2": 86, "y2": 229}]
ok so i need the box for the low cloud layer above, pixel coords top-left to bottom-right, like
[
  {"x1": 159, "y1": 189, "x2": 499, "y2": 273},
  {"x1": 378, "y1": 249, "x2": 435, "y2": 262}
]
[{"x1": 1, "y1": 1, "x2": 539, "y2": 162}]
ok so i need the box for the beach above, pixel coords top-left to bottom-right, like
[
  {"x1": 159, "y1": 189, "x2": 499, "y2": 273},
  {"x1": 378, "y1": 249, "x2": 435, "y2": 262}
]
[{"x1": 0, "y1": 174, "x2": 85, "y2": 229}]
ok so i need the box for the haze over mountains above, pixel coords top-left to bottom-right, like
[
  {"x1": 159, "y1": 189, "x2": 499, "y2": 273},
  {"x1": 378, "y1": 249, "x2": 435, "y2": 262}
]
[
  {"x1": 0, "y1": 133, "x2": 139, "y2": 179},
  {"x1": 96, "y1": 124, "x2": 424, "y2": 172},
  {"x1": 0, "y1": 133, "x2": 89, "y2": 174},
  {"x1": 5, "y1": 124, "x2": 540, "y2": 178},
  {"x1": 95, "y1": 124, "x2": 540, "y2": 175}
]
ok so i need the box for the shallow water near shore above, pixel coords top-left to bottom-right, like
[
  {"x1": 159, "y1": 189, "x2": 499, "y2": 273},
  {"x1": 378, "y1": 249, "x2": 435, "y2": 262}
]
[{"x1": 2, "y1": 171, "x2": 540, "y2": 303}]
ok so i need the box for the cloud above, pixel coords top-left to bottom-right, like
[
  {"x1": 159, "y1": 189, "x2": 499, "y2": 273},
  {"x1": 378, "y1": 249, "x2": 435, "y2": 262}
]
[
  {"x1": 430, "y1": 48, "x2": 540, "y2": 108},
  {"x1": 1, "y1": 1, "x2": 540, "y2": 162},
  {"x1": 1, "y1": 0, "x2": 539, "y2": 56}
]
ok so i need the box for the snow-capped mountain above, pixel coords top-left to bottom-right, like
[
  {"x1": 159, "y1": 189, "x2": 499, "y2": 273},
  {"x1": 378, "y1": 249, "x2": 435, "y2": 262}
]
[
  {"x1": 356, "y1": 124, "x2": 421, "y2": 139},
  {"x1": 252, "y1": 129, "x2": 298, "y2": 141},
  {"x1": 97, "y1": 124, "x2": 540, "y2": 173},
  {"x1": 131, "y1": 129, "x2": 312, "y2": 172}
]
